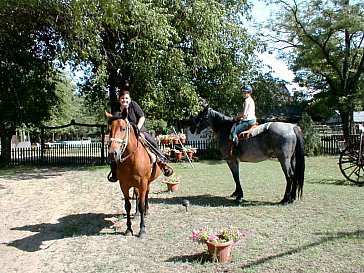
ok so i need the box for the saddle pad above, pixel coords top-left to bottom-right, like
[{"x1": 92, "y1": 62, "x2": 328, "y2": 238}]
[{"x1": 238, "y1": 122, "x2": 272, "y2": 139}]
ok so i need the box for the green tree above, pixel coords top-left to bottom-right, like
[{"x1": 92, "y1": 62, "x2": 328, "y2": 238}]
[
  {"x1": 0, "y1": 0, "x2": 66, "y2": 164},
  {"x1": 60, "y1": 0, "x2": 257, "y2": 121},
  {"x1": 268, "y1": 0, "x2": 364, "y2": 140},
  {"x1": 39, "y1": 77, "x2": 103, "y2": 141},
  {"x1": 252, "y1": 73, "x2": 290, "y2": 117},
  {"x1": 299, "y1": 112, "x2": 321, "y2": 155}
]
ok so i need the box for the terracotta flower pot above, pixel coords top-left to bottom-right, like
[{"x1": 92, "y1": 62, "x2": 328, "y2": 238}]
[
  {"x1": 206, "y1": 240, "x2": 234, "y2": 263},
  {"x1": 173, "y1": 138, "x2": 179, "y2": 144},
  {"x1": 166, "y1": 182, "x2": 179, "y2": 192},
  {"x1": 180, "y1": 138, "x2": 186, "y2": 144},
  {"x1": 186, "y1": 151, "x2": 194, "y2": 158},
  {"x1": 175, "y1": 152, "x2": 182, "y2": 160}
]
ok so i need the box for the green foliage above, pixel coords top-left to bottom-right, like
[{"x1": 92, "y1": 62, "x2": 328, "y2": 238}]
[
  {"x1": 299, "y1": 112, "x2": 321, "y2": 156},
  {"x1": 252, "y1": 73, "x2": 290, "y2": 117},
  {"x1": 36, "y1": 76, "x2": 104, "y2": 141},
  {"x1": 144, "y1": 119, "x2": 168, "y2": 135},
  {"x1": 0, "y1": 0, "x2": 66, "y2": 163},
  {"x1": 269, "y1": 0, "x2": 364, "y2": 138},
  {"x1": 60, "y1": 0, "x2": 257, "y2": 122}
]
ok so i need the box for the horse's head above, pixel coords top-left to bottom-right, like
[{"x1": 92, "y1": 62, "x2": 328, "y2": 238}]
[
  {"x1": 191, "y1": 105, "x2": 211, "y2": 134},
  {"x1": 108, "y1": 108, "x2": 130, "y2": 162}
]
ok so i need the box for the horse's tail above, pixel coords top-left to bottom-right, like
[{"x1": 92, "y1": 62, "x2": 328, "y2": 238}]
[{"x1": 293, "y1": 126, "x2": 305, "y2": 199}]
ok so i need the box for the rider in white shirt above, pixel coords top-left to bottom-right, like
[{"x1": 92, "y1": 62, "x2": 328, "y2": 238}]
[{"x1": 231, "y1": 85, "x2": 257, "y2": 146}]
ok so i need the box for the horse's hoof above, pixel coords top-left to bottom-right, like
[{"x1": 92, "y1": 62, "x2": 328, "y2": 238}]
[
  {"x1": 280, "y1": 198, "x2": 293, "y2": 205},
  {"x1": 138, "y1": 231, "x2": 147, "y2": 239},
  {"x1": 125, "y1": 230, "x2": 133, "y2": 236},
  {"x1": 235, "y1": 196, "x2": 244, "y2": 204}
]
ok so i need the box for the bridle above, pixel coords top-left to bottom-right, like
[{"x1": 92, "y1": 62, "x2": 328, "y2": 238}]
[
  {"x1": 109, "y1": 119, "x2": 139, "y2": 163},
  {"x1": 194, "y1": 111, "x2": 209, "y2": 133}
]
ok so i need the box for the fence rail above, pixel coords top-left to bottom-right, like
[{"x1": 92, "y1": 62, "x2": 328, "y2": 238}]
[
  {"x1": 10, "y1": 142, "x2": 107, "y2": 166},
  {"x1": 319, "y1": 134, "x2": 360, "y2": 155},
  {"x1": 4, "y1": 135, "x2": 361, "y2": 166}
]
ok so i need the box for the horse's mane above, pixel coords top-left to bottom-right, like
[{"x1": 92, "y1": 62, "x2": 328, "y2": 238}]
[{"x1": 208, "y1": 108, "x2": 235, "y2": 133}]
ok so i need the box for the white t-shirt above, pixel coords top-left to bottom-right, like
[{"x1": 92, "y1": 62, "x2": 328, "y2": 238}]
[{"x1": 243, "y1": 96, "x2": 256, "y2": 121}]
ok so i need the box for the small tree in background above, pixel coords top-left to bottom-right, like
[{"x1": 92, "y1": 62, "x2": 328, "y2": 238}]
[{"x1": 299, "y1": 112, "x2": 321, "y2": 156}]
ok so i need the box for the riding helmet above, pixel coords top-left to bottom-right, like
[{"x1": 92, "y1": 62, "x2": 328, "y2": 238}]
[{"x1": 241, "y1": 85, "x2": 253, "y2": 93}]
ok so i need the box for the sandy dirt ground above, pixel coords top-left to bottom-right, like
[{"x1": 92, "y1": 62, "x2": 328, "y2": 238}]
[{"x1": 0, "y1": 167, "x2": 141, "y2": 273}]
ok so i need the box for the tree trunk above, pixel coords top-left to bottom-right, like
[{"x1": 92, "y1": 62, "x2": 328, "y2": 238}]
[
  {"x1": 340, "y1": 111, "x2": 352, "y2": 142},
  {"x1": 0, "y1": 133, "x2": 13, "y2": 166}
]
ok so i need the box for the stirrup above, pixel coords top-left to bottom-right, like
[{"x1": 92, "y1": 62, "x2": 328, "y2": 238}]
[
  {"x1": 158, "y1": 162, "x2": 174, "y2": 177},
  {"x1": 107, "y1": 171, "x2": 118, "y2": 182}
]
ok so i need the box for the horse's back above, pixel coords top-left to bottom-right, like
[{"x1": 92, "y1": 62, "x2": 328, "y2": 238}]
[{"x1": 236, "y1": 122, "x2": 297, "y2": 162}]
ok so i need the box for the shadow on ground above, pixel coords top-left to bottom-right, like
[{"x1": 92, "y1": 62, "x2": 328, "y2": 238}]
[
  {"x1": 150, "y1": 194, "x2": 279, "y2": 208},
  {"x1": 306, "y1": 178, "x2": 358, "y2": 186},
  {"x1": 4, "y1": 213, "x2": 121, "y2": 252},
  {"x1": 166, "y1": 230, "x2": 364, "y2": 268},
  {"x1": 240, "y1": 229, "x2": 364, "y2": 270},
  {"x1": 0, "y1": 166, "x2": 102, "y2": 181},
  {"x1": 166, "y1": 252, "x2": 209, "y2": 264}
]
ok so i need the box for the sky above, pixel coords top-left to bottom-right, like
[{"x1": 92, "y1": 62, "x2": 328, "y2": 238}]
[{"x1": 251, "y1": 0, "x2": 301, "y2": 93}]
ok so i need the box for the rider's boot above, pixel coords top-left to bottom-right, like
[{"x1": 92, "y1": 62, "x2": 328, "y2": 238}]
[
  {"x1": 157, "y1": 160, "x2": 174, "y2": 177},
  {"x1": 107, "y1": 161, "x2": 118, "y2": 182}
]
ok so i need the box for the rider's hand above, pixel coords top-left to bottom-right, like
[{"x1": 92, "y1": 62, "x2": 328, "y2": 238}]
[{"x1": 105, "y1": 111, "x2": 112, "y2": 118}]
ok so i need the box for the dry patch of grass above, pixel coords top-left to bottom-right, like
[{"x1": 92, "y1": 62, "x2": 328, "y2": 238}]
[{"x1": 0, "y1": 157, "x2": 363, "y2": 273}]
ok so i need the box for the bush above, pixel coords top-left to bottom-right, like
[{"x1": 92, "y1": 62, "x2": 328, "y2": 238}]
[
  {"x1": 299, "y1": 112, "x2": 322, "y2": 156},
  {"x1": 144, "y1": 119, "x2": 168, "y2": 135}
]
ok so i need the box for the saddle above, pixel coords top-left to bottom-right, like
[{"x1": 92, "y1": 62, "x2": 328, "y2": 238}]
[
  {"x1": 138, "y1": 136, "x2": 157, "y2": 168},
  {"x1": 237, "y1": 122, "x2": 272, "y2": 140}
]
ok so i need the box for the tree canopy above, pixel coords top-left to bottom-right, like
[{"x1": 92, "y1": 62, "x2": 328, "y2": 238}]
[
  {"x1": 0, "y1": 0, "x2": 65, "y2": 163},
  {"x1": 60, "y1": 0, "x2": 258, "y2": 121},
  {"x1": 0, "y1": 0, "x2": 290, "y2": 165},
  {"x1": 268, "y1": 0, "x2": 364, "y2": 139}
]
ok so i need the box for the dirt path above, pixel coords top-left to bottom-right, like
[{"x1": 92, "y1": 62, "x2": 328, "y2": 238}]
[
  {"x1": 0, "y1": 167, "x2": 129, "y2": 273},
  {"x1": 0, "y1": 166, "x2": 209, "y2": 273}
]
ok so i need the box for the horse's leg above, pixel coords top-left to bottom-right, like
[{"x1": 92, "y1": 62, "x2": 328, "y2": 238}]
[
  {"x1": 226, "y1": 159, "x2": 244, "y2": 204},
  {"x1": 278, "y1": 156, "x2": 294, "y2": 204},
  {"x1": 134, "y1": 188, "x2": 140, "y2": 216},
  {"x1": 290, "y1": 157, "x2": 297, "y2": 201},
  {"x1": 122, "y1": 189, "x2": 133, "y2": 236},
  {"x1": 145, "y1": 185, "x2": 150, "y2": 216},
  {"x1": 137, "y1": 182, "x2": 148, "y2": 239}
]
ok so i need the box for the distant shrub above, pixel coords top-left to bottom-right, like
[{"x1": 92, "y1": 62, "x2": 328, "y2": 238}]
[{"x1": 299, "y1": 112, "x2": 322, "y2": 156}]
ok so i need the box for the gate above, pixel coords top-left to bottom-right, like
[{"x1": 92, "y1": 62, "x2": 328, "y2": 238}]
[{"x1": 39, "y1": 120, "x2": 107, "y2": 165}]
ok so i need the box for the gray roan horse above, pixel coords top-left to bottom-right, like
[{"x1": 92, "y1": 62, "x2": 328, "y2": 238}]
[{"x1": 190, "y1": 106, "x2": 305, "y2": 204}]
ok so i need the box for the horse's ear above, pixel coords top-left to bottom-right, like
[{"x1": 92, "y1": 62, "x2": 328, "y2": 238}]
[
  {"x1": 121, "y1": 108, "x2": 128, "y2": 120},
  {"x1": 200, "y1": 98, "x2": 209, "y2": 108},
  {"x1": 203, "y1": 104, "x2": 209, "y2": 112}
]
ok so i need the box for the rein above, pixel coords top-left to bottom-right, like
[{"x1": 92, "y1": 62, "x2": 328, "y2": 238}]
[{"x1": 110, "y1": 120, "x2": 139, "y2": 163}]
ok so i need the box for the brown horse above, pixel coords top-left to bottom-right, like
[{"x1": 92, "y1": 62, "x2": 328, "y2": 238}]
[{"x1": 108, "y1": 109, "x2": 161, "y2": 238}]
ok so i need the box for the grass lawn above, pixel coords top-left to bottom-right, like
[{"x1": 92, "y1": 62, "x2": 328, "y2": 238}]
[{"x1": 0, "y1": 156, "x2": 363, "y2": 273}]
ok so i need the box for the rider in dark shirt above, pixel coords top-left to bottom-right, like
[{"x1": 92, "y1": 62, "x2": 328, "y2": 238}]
[{"x1": 106, "y1": 90, "x2": 173, "y2": 182}]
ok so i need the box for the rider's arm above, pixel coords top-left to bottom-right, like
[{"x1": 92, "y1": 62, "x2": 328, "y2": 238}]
[
  {"x1": 137, "y1": 116, "x2": 146, "y2": 130},
  {"x1": 235, "y1": 101, "x2": 248, "y2": 121}
]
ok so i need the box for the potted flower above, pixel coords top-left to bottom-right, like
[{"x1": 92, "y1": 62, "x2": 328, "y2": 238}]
[
  {"x1": 178, "y1": 133, "x2": 186, "y2": 144},
  {"x1": 162, "y1": 174, "x2": 181, "y2": 192},
  {"x1": 158, "y1": 135, "x2": 170, "y2": 145},
  {"x1": 169, "y1": 133, "x2": 179, "y2": 144},
  {"x1": 162, "y1": 147, "x2": 172, "y2": 157},
  {"x1": 191, "y1": 226, "x2": 247, "y2": 263},
  {"x1": 173, "y1": 149, "x2": 183, "y2": 160},
  {"x1": 184, "y1": 146, "x2": 197, "y2": 158}
]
